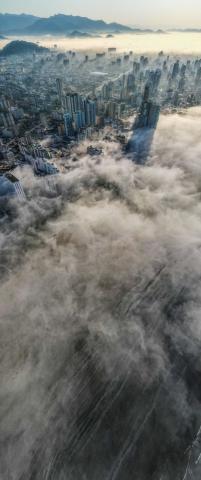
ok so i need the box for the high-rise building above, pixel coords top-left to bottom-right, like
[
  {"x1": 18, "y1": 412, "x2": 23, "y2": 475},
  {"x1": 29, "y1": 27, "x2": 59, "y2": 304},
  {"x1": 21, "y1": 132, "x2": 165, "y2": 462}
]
[
  {"x1": 126, "y1": 85, "x2": 160, "y2": 163},
  {"x1": 107, "y1": 101, "x2": 117, "y2": 119},
  {"x1": 0, "y1": 173, "x2": 25, "y2": 200},
  {"x1": 64, "y1": 113, "x2": 74, "y2": 137},
  {"x1": 86, "y1": 100, "x2": 96, "y2": 126},
  {"x1": 73, "y1": 111, "x2": 85, "y2": 130},
  {"x1": 63, "y1": 94, "x2": 96, "y2": 130},
  {"x1": 172, "y1": 61, "x2": 180, "y2": 79},
  {"x1": 196, "y1": 67, "x2": 201, "y2": 85},
  {"x1": 56, "y1": 78, "x2": 63, "y2": 101},
  {"x1": 64, "y1": 93, "x2": 82, "y2": 114},
  {"x1": 127, "y1": 73, "x2": 135, "y2": 91},
  {"x1": 134, "y1": 85, "x2": 160, "y2": 130},
  {"x1": 102, "y1": 82, "x2": 113, "y2": 100}
]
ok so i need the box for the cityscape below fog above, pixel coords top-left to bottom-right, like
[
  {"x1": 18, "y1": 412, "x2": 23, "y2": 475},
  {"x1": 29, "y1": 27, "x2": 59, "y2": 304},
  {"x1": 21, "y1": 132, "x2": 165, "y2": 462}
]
[
  {"x1": 1, "y1": 9, "x2": 201, "y2": 480},
  {"x1": 1, "y1": 33, "x2": 201, "y2": 197}
]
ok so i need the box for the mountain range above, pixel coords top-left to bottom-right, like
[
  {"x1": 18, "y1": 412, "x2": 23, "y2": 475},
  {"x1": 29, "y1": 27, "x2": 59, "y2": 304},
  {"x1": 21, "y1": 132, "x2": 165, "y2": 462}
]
[
  {"x1": 0, "y1": 13, "x2": 39, "y2": 33},
  {"x1": 0, "y1": 13, "x2": 133, "y2": 35}
]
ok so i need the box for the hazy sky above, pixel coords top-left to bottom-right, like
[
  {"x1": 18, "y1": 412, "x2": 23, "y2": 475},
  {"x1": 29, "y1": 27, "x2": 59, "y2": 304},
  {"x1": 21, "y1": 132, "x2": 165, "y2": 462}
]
[{"x1": 1, "y1": 0, "x2": 201, "y2": 28}]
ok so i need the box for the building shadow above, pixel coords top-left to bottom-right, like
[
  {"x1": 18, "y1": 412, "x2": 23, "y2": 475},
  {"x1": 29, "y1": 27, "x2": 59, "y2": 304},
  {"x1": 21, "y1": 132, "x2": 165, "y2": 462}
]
[{"x1": 126, "y1": 127, "x2": 155, "y2": 164}]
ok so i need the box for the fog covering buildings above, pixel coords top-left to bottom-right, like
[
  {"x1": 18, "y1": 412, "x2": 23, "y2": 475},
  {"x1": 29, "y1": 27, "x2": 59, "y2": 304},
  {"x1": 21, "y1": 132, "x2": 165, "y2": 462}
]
[
  {"x1": 1, "y1": 37, "x2": 201, "y2": 480},
  {"x1": 1, "y1": 108, "x2": 201, "y2": 479},
  {"x1": 0, "y1": 171, "x2": 25, "y2": 199},
  {"x1": 1, "y1": 42, "x2": 201, "y2": 179}
]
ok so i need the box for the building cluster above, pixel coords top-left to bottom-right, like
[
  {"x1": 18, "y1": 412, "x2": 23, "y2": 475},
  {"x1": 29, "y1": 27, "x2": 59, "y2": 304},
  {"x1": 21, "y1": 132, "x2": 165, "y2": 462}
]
[
  {"x1": 61, "y1": 91, "x2": 96, "y2": 139},
  {"x1": 0, "y1": 44, "x2": 201, "y2": 198},
  {"x1": 19, "y1": 137, "x2": 58, "y2": 175}
]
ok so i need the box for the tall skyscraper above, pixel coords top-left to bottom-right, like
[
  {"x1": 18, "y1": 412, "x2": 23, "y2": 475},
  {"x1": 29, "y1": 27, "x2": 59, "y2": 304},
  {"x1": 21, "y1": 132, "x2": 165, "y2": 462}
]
[
  {"x1": 56, "y1": 78, "x2": 63, "y2": 102},
  {"x1": 64, "y1": 113, "x2": 74, "y2": 137},
  {"x1": 73, "y1": 111, "x2": 85, "y2": 130},
  {"x1": 126, "y1": 85, "x2": 160, "y2": 163},
  {"x1": 134, "y1": 85, "x2": 160, "y2": 130}
]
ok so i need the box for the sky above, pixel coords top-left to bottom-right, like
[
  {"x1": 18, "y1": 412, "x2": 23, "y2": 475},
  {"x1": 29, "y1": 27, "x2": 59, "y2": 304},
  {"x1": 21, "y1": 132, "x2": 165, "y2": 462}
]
[{"x1": 1, "y1": 0, "x2": 201, "y2": 29}]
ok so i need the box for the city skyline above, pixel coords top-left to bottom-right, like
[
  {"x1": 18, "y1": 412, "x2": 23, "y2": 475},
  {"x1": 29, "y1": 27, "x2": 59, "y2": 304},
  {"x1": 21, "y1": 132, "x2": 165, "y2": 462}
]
[{"x1": 1, "y1": 0, "x2": 201, "y2": 29}]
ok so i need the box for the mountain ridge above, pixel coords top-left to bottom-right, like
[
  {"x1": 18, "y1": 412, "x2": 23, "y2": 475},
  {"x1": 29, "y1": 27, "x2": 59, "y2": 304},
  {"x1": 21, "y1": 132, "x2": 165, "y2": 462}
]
[
  {"x1": 0, "y1": 13, "x2": 133, "y2": 35},
  {"x1": 0, "y1": 13, "x2": 39, "y2": 33}
]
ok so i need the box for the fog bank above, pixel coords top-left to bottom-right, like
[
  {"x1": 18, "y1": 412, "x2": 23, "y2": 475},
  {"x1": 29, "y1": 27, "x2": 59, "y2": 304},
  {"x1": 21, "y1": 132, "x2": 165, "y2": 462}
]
[{"x1": 1, "y1": 109, "x2": 201, "y2": 479}]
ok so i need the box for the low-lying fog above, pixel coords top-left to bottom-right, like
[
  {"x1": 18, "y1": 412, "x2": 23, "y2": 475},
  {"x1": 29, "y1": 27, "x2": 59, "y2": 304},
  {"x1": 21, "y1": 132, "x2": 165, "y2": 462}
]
[
  {"x1": 1, "y1": 107, "x2": 201, "y2": 479},
  {"x1": 2, "y1": 31, "x2": 201, "y2": 54}
]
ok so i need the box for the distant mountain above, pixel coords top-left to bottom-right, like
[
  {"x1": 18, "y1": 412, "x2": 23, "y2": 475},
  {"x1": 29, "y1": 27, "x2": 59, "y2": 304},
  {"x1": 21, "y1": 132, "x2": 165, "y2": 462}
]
[
  {"x1": 0, "y1": 13, "x2": 39, "y2": 33},
  {"x1": 130, "y1": 28, "x2": 165, "y2": 34},
  {"x1": 170, "y1": 28, "x2": 201, "y2": 32},
  {"x1": 9, "y1": 14, "x2": 133, "y2": 35},
  {"x1": 0, "y1": 34, "x2": 6, "y2": 39},
  {"x1": 67, "y1": 30, "x2": 101, "y2": 38},
  {"x1": 68, "y1": 30, "x2": 92, "y2": 38},
  {"x1": 0, "y1": 40, "x2": 48, "y2": 56},
  {"x1": 0, "y1": 13, "x2": 163, "y2": 36}
]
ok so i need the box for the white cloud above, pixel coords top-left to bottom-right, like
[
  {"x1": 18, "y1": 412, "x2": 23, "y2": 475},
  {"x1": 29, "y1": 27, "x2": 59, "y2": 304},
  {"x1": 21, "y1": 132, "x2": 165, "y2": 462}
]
[{"x1": 1, "y1": 108, "x2": 201, "y2": 479}]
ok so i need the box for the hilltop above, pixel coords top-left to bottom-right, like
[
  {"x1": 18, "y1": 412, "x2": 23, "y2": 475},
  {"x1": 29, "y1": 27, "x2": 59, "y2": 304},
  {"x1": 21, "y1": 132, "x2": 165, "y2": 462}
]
[
  {"x1": 0, "y1": 40, "x2": 48, "y2": 56},
  {"x1": 67, "y1": 30, "x2": 101, "y2": 38}
]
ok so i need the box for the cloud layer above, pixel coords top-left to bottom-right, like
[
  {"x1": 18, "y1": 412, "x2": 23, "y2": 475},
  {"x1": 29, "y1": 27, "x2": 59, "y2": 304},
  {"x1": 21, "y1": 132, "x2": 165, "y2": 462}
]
[{"x1": 1, "y1": 109, "x2": 201, "y2": 479}]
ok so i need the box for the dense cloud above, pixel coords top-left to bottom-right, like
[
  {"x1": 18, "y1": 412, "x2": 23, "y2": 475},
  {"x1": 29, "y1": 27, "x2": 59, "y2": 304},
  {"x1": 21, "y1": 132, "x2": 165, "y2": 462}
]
[{"x1": 1, "y1": 109, "x2": 201, "y2": 480}]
